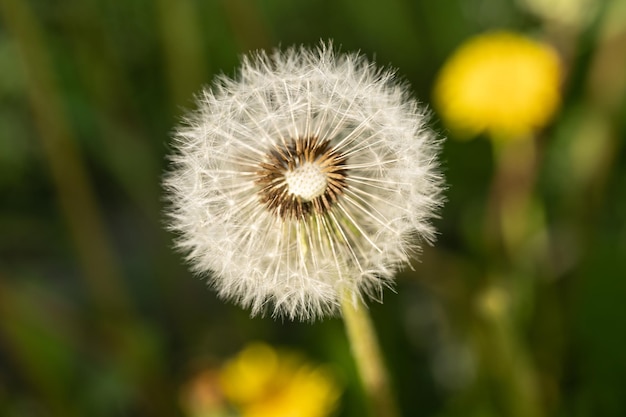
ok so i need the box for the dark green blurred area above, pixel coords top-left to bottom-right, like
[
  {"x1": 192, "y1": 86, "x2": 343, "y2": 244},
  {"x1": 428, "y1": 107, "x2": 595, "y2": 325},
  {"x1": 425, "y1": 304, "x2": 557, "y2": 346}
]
[{"x1": 1, "y1": 0, "x2": 625, "y2": 416}]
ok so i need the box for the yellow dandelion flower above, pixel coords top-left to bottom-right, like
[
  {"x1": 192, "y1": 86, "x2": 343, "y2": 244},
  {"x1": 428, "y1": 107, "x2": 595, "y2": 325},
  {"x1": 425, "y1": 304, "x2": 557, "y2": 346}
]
[
  {"x1": 219, "y1": 343, "x2": 342, "y2": 417},
  {"x1": 433, "y1": 31, "x2": 562, "y2": 140}
]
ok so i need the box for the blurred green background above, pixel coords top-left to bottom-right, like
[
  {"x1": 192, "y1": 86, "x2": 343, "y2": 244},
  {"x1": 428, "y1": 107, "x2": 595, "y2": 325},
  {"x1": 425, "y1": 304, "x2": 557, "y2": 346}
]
[{"x1": 1, "y1": 0, "x2": 625, "y2": 416}]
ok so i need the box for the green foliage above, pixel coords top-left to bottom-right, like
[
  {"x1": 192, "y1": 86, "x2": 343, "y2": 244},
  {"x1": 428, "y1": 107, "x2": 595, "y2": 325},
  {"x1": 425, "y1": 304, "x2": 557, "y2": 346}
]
[{"x1": 0, "y1": 0, "x2": 624, "y2": 416}]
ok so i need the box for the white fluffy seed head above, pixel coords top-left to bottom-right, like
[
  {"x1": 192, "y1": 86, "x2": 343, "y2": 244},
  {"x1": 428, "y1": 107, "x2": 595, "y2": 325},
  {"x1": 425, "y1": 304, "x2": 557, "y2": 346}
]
[{"x1": 164, "y1": 41, "x2": 445, "y2": 321}]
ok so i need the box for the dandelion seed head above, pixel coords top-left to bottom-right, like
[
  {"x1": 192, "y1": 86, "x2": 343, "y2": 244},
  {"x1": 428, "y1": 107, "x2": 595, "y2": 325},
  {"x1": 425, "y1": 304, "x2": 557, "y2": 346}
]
[{"x1": 164, "y1": 42, "x2": 444, "y2": 321}]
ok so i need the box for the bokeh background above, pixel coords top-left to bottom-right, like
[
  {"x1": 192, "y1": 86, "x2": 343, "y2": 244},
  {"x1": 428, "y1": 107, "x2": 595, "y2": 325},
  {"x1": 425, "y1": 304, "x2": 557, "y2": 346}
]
[{"x1": 1, "y1": 0, "x2": 625, "y2": 416}]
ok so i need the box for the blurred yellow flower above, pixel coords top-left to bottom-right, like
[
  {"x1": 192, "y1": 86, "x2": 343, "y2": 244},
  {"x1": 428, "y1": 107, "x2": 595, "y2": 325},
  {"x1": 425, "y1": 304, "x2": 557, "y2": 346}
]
[
  {"x1": 433, "y1": 31, "x2": 562, "y2": 139},
  {"x1": 219, "y1": 343, "x2": 342, "y2": 417}
]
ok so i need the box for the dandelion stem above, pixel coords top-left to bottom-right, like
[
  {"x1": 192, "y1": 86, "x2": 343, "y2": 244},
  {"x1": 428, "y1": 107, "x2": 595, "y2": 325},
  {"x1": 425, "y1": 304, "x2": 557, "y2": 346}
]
[{"x1": 341, "y1": 292, "x2": 400, "y2": 417}]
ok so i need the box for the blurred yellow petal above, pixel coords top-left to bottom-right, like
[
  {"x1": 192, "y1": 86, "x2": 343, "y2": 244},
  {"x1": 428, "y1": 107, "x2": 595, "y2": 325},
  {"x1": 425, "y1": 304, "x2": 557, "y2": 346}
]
[
  {"x1": 433, "y1": 31, "x2": 562, "y2": 140},
  {"x1": 220, "y1": 343, "x2": 279, "y2": 404},
  {"x1": 219, "y1": 343, "x2": 341, "y2": 417}
]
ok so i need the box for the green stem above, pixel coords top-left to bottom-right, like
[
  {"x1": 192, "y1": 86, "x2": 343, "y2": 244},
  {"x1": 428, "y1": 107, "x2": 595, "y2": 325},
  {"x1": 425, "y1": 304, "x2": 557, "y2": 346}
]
[
  {"x1": 478, "y1": 286, "x2": 543, "y2": 417},
  {"x1": 340, "y1": 293, "x2": 400, "y2": 417}
]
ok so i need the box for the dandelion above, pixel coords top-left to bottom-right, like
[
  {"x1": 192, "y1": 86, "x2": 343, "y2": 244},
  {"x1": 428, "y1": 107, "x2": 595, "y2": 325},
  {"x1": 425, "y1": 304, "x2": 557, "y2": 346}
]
[
  {"x1": 433, "y1": 31, "x2": 562, "y2": 140},
  {"x1": 164, "y1": 42, "x2": 443, "y2": 321},
  {"x1": 219, "y1": 342, "x2": 341, "y2": 417},
  {"x1": 178, "y1": 343, "x2": 341, "y2": 417}
]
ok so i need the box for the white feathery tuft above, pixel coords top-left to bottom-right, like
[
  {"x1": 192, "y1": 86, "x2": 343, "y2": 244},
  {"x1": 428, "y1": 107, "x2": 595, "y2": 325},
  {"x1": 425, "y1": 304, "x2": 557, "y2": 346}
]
[{"x1": 164, "y1": 41, "x2": 444, "y2": 321}]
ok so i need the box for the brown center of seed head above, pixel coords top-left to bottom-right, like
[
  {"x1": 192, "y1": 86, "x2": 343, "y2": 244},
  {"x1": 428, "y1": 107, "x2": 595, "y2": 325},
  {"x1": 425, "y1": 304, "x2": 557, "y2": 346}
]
[{"x1": 255, "y1": 136, "x2": 348, "y2": 220}]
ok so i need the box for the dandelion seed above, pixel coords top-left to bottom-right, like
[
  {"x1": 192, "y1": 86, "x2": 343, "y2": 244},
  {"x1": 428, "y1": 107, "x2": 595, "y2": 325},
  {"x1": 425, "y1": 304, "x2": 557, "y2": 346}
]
[{"x1": 164, "y1": 42, "x2": 443, "y2": 321}]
